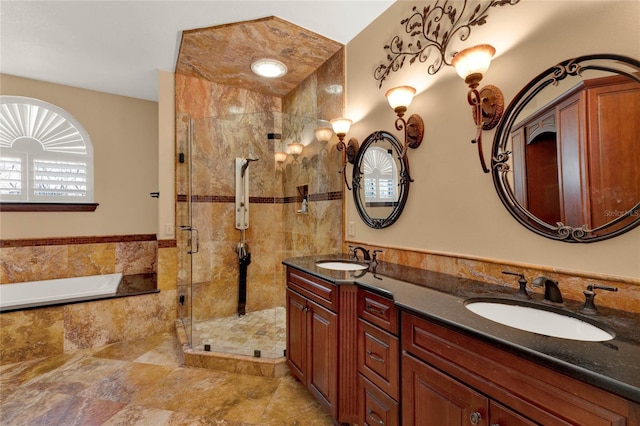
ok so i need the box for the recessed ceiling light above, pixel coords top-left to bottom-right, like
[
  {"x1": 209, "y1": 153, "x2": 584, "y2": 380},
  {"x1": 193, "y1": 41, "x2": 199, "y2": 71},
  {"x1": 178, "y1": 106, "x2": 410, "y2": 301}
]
[{"x1": 251, "y1": 59, "x2": 288, "y2": 78}]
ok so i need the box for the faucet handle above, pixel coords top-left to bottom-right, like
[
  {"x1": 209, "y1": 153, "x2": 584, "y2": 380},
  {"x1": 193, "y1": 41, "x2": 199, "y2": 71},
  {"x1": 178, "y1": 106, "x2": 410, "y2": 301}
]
[
  {"x1": 371, "y1": 250, "x2": 383, "y2": 266},
  {"x1": 581, "y1": 284, "x2": 618, "y2": 315},
  {"x1": 347, "y1": 245, "x2": 357, "y2": 260},
  {"x1": 502, "y1": 271, "x2": 530, "y2": 299}
]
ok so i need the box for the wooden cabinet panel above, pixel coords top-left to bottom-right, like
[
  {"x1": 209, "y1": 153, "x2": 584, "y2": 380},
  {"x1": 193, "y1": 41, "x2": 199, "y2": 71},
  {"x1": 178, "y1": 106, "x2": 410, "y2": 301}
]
[
  {"x1": 287, "y1": 268, "x2": 337, "y2": 311},
  {"x1": 358, "y1": 318, "x2": 399, "y2": 400},
  {"x1": 402, "y1": 313, "x2": 632, "y2": 425},
  {"x1": 402, "y1": 351, "x2": 489, "y2": 426},
  {"x1": 286, "y1": 288, "x2": 307, "y2": 382},
  {"x1": 586, "y1": 78, "x2": 640, "y2": 230},
  {"x1": 360, "y1": 374, "x2": 399, "y2": 426},
  {"x1": 358, "y1": 290, "x2": 398, "y2": 334},
  {"x1": 490, "y1": 401, "x2": 538, "y2": 426},
  {"x1": 557, "y1": 92, "x2": 588, "y2": 227},
  {"x1": 285, "y1": 267, "x2": 358, "y2": 425},
  {"x1": 308, "y1": 300, "x2": 338, "y2": 417}
]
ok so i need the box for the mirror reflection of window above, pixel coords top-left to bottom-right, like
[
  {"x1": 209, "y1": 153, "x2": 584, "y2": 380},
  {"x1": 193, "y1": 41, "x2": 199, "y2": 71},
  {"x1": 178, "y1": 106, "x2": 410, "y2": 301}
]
[{"x1": 363, "y1": 146, "x2": 398, "y2": 207}]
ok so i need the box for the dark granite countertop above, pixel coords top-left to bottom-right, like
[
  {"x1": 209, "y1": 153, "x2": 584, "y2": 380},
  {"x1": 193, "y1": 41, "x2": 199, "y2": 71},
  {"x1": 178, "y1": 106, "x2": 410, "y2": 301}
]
[{"x1": 283, "y1": 254, "x2": 640, "y2": 404}]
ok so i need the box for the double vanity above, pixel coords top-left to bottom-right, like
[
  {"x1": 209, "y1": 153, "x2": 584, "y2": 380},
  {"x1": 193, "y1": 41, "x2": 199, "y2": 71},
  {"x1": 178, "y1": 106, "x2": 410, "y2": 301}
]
[{"x1": 283, "y1": 254, "x2": 640, "y2": 425}]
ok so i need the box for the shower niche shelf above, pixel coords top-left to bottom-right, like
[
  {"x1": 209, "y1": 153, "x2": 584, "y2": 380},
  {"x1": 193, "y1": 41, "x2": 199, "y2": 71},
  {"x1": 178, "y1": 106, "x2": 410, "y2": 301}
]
[{"x1": 297, "y1": 184, "x2": 309, "y2": 214}]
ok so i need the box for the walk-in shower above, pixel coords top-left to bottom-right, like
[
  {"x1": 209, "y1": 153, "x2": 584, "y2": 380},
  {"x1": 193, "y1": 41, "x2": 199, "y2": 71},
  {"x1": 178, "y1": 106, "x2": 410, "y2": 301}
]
[{"x1": 176, "y1": 112, "x2": 334, "y2": 361}]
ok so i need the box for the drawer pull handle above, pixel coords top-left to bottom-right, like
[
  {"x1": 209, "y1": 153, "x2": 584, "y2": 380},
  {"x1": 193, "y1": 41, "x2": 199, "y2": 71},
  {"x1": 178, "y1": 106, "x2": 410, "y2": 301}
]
[
  {"x1": 367, "y1": 409, "x2": 385, "y2": 425},
  {"x1": 366, "y1": 304, "x2": 386, "y2": 315},
  {"x1": 469, "y1": 411, "x2": 482, "y2": 425},
  {"x1": 491, "y1": 424, "x2": 501, "y2": 426},
  {"x1": 367, "y1": 350, "x2": 385, "y2": 363}
]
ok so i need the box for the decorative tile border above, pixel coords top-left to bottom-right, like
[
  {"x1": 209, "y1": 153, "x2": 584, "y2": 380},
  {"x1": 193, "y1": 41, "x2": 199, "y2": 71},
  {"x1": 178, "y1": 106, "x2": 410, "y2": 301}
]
[
  {"x1": 177, "y1": 192, "x2": 342, "y2": 204},
  {"x1": 158, "y1": 239, "x2": 177, "y2": 249},
  {"x1": 0, "y1": 234, "x2": 157, "y2": 248}
]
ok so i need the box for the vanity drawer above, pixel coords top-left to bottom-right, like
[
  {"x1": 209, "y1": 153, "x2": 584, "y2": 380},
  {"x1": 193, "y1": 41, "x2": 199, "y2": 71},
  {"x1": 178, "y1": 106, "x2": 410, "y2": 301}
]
[
  {"x1": 359, "y1": 374, "x2": 399, "y2": 426},
  {"x1": 358, "y1": 318, "x2": 399, "y2": 401},
  {"x1": 287, "y1": 267, "x2": 337, "y2": 311},
  {"x1": 358, "y1": 289, "x2": 398, "y2": 335}
]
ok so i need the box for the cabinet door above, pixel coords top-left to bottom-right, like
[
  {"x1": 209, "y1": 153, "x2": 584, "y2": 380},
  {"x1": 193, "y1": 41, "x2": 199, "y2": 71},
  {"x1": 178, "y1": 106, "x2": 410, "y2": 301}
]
[
  {"x1": 359, "y1": 318, "x2": 399, "y2": 400},
  {"x1": 402, "y1": 352, "x2": 489, "y2": 426},
  {"x1": 360, "y1": 374, "x2": 399, "y2": 426},
  {"x1": 308, "y1": 299, "x2": 338, "y2": 418},
  {"x1": 286, "y1": 288, "x2": 307, "y2": 383}
]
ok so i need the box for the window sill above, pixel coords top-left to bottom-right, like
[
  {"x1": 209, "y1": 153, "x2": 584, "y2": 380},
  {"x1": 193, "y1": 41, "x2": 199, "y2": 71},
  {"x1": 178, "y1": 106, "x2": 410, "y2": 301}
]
[{"x1": 0, "y1": 203, "x2": 99, "y2": 212}]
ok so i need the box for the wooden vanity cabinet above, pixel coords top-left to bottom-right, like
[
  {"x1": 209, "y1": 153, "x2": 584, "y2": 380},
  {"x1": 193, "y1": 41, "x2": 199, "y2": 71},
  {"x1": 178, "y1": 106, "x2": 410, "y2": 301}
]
[
  {"x1": 402, "y1": 311, "x2": 639, "y2": 425},
  {"x1": 357, "y1": 289, "x2": 400, "y2": 426},
  {"x1": 285, "y1": 267, "x2": 358, "y2": 424},
  {"x1": 511, "y1": 74, "x2": 640, "y2": 230}
]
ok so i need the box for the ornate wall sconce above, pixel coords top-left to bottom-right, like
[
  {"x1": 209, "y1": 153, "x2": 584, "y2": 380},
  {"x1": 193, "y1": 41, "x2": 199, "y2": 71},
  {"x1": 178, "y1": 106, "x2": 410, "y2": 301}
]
[
  {"x1": 288, "y1": 142, "x2": 303, "y2": 162},
  {"x1": 274, "y1": 151, "x2": 287, "y2": 167},
  {"x1": 314, "y1": 126, "x2": 334, "y2": 146},
  {"x1": 330, "y1": 118, "x2": 359, "y2": 190},
  {"x1": 384, "y1": 85, "x2": 424, "y2": 181},
  {"x1": 451, "y1": 44, "x2": 504, "y2": 173}
]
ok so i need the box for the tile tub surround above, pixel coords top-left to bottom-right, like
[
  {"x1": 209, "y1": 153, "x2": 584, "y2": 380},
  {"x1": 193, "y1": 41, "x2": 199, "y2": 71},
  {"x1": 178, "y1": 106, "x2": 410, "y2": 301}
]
[
  {"x1": 0, "y1": 290, "x2": 175, "y2": 365},
  {"x1": 0, "y1": 332, "x2": 333, "y2": 425},
  {"x1": 0, "y1": 235, "x2": 178, "y2": 365},
  {"x1": 0, "y1": 235, "x2": 158, "y2": 284}
]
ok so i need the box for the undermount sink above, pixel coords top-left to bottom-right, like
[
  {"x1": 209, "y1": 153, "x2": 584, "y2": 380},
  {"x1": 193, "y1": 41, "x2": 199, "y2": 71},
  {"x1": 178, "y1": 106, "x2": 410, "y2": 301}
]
[
  {"x1": 315, "y1": 261, "x2": 368, "y2": 271},
  {"x1": 464, "y1": 298, "x2": 615, "y2": 342}
]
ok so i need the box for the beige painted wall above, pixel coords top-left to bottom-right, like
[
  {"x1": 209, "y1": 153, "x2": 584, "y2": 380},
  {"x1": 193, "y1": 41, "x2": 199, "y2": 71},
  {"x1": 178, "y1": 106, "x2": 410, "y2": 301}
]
[
  {"x1": 158, "y1": 70, "x2": 176, "y2": 240},
  {"x1": 346, "y1": 1, "x2": 640, "y2": 279},
  {"x1": 0, "y1": 74, "x2": 159, "y2": 238}
]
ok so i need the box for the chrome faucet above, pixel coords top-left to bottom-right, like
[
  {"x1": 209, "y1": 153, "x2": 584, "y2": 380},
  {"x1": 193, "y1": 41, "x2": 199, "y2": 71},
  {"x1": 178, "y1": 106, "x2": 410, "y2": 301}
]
[
  {"x1": 349, "y1": 245, "x2": 371, "y2": 262},
  {"x1": 532, "y1": 276, "x2": 563, "y2": 303}
]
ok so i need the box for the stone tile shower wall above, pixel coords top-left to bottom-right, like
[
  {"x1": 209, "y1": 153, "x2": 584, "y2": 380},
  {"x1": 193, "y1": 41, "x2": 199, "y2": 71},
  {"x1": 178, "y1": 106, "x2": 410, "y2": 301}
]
[
  {"x1": 175, "y1": 49, "x2": 345, "y2": 321},
  {"x1": 281, "y1": 50, "x2": 345, "y2": 260}
]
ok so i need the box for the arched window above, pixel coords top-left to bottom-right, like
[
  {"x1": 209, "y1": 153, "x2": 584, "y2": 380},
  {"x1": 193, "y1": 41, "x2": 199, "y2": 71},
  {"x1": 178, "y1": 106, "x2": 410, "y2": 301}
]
[
  {"x1": 362, "y1": 146, "x2": 398, "y2": 207},
  {"x1": 0, "y1": 96, "x2": 94, "y2": 204}
]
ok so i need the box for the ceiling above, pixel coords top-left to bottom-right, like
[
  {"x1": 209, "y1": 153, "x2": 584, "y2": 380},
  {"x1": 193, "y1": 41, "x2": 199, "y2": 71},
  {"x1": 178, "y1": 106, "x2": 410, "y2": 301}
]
[
  {"x1": 175, "y1": 16, "x2": 342, "y2": 97},
  {"x1": 0, "y1": 1, "x2": 395, "y2": 101}
]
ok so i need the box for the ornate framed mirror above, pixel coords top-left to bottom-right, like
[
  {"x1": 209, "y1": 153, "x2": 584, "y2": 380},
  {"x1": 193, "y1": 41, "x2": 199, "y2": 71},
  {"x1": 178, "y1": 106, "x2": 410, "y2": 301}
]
[
  {"x1": 492, "y1": 54, "x2": 640, "y2": 242},
  {"x1": 352, "y1": 130, "x2": 410, "y2": 228}
]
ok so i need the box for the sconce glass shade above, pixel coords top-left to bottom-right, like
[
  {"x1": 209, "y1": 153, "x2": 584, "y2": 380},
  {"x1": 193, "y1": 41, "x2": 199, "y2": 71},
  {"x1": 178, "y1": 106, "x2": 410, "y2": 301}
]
[
  {"x1": 451, "y1": 44, "x2": 496, "y2": 84},
  {"x1": 314, "y1": 126, "x2": 334, "y2": 143},
  {"x1": 288, "y1": 142, "x2": 304, "y2": 156},
  {"x1": 274, "y1": 151, "x2": 287, "y2": 163},
  {"x1": 330, "y1": 118, "x2": 352, "y2": 136},
  {"x1": 385, "y1": 86, "x2": 416, "y2": 111}
]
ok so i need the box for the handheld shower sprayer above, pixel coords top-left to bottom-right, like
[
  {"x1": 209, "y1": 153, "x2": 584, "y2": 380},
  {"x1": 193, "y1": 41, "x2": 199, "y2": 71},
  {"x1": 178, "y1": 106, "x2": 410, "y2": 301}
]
[{"x1": 241, "y1": 157, "x2": 259, "y2": 177}]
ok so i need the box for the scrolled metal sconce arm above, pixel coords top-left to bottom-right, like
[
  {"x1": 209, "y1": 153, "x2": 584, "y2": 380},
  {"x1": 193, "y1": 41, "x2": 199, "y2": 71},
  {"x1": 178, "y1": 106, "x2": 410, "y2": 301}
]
[
  {"x1": 385, "y1": 86, "x2": 424, "y2": 182},
  {"x1": 335, "y1": 135, "x2": 359, "y2": 190}
]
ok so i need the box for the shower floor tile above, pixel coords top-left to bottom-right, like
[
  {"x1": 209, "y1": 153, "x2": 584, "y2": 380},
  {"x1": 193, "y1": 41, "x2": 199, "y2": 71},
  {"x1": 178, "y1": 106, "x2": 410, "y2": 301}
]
[{"x1": 192, "y1": 307, "x2": 286, "y2": 359}]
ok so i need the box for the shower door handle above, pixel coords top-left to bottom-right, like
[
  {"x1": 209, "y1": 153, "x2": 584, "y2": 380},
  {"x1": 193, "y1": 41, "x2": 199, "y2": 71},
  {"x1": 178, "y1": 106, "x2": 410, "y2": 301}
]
[
  {"x1": 189, "y1": 227, "x2": 199, "y2": 254},
  {"x1": 179, "y1": 226, "x2": 200, "y2": 254}
]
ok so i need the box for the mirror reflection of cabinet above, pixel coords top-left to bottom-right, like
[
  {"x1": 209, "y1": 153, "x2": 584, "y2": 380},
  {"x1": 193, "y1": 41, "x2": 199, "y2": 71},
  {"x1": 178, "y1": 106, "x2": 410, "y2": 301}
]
[{"x1": 510, "y1": 75, "x2": 640, "y2": 231}]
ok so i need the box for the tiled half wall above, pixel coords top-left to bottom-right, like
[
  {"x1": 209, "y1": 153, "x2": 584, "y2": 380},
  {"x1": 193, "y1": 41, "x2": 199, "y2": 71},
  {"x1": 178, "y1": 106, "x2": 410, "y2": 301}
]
[{"x1": 0, "y1": 235, "x2": 179, "y2": 365}]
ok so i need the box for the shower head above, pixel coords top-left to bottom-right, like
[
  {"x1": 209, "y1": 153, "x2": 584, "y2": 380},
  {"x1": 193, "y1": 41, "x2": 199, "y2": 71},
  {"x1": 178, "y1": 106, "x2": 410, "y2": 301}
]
[{"x1": 241, "y1": 157, "x2": 259, "y2": 177}]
